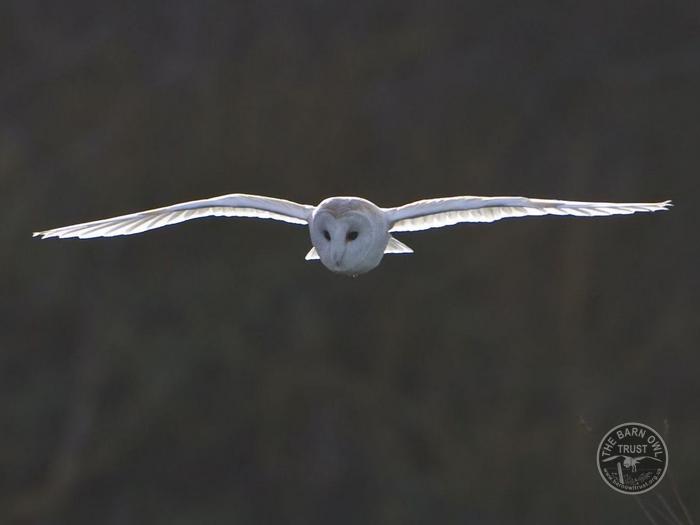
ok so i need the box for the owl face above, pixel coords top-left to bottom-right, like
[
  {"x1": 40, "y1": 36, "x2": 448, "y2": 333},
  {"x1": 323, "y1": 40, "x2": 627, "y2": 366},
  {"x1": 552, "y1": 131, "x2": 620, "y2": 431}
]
[{"x1": 309, "y1": 199, "x2": 389, "y2": 276}]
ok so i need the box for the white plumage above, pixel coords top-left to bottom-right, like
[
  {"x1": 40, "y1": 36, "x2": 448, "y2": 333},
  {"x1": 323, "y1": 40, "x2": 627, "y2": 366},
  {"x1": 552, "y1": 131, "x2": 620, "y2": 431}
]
[{"x1": 34, "y1": 193, "x2": 671, "y2": 275}]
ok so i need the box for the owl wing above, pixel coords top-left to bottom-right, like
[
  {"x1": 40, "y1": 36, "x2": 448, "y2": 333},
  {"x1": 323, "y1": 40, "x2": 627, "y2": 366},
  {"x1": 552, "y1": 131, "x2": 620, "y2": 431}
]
[
  {"x1": 602, "y1": 455, "x2": 624, "y2": 462},
  {"x1": 635, "y1": 456, "x2": 663, "y2": 462},
  {"x1": 384, "y1": 196, "x2": 672, "y2": 232},
  {"x1": 33, "y1": 194, "x2": 315, "y2": 239}
]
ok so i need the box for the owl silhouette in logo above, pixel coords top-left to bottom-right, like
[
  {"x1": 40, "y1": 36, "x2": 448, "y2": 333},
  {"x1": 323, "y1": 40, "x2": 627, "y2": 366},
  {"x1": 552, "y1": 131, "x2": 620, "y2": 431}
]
[{"x1": 602, "y1": 454, "x2": 663, "y2": 473}]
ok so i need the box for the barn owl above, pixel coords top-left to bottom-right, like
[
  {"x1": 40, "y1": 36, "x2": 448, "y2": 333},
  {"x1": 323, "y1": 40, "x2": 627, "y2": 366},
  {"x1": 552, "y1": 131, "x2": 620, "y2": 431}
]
[
  {"x1": 602, "y1": 455, "x2": 663, "y2": 472},
  {"x1": 34, "y1": 194, "x2": 671, "y2": 276}
]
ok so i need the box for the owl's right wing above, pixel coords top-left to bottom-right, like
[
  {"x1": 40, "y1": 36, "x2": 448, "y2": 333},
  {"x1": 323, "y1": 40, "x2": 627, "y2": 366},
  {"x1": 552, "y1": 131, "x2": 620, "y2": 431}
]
[
  {"x1": 385, "y1": 195, "x2": 671, "y2": 232},
  {"x1": 34, "y1": 194, "x2": 315, "y2": 239},
  {"x1": 635, "y1": 456, "x2": 663, "y2": 461}
]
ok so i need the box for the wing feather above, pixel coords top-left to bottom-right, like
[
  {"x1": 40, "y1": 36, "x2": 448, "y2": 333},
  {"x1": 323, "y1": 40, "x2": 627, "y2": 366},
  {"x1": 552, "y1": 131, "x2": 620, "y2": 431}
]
[
  {"x1": 385, "y1": 196, "x2": 671, "y2": 232},
  {"x1": 34, "y1": 194, "x2": 314, "y2": 239}
]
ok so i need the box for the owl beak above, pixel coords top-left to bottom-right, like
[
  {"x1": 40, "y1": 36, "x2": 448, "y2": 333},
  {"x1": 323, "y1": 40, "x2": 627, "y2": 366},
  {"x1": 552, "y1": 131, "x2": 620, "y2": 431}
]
[{"x1": 331, "y1": 245, "x2": 346, "y2": 267}]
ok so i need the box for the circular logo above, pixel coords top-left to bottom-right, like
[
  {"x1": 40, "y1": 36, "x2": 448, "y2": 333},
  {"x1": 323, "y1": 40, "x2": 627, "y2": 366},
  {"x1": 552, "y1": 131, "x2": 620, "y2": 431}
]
[{"x1": 597, "y1": 422, "x2": 668, "y2": 494}]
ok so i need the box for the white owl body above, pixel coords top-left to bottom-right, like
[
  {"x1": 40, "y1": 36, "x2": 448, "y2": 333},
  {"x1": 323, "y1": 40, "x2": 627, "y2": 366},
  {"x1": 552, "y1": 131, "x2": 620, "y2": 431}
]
[{"x1": 33, "y1": 192, "x2": 671, "y2": 276}]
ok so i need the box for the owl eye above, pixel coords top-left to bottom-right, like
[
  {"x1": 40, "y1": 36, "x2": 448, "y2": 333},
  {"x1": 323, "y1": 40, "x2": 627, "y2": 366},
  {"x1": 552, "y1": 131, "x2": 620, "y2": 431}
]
[
  {"x1": 323, "y1": 230, "x2": 331, "y2": 241},
  {"x1": 347, "y1": 231, "x2": 358, "y2": 241}
]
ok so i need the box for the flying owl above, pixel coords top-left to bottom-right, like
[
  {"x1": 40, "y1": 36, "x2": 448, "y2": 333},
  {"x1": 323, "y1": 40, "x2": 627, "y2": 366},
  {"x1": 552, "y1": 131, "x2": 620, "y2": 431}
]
[
  {"x1": 34, "y1": 194, "x2": 671, "y2": 276},
  {"x1": 602, "y1": 455, "x2": 663, "y2": 472}
]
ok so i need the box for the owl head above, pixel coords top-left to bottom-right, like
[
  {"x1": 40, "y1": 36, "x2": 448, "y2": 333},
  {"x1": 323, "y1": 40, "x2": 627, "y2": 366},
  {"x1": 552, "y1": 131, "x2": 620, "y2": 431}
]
[{"x1": 309, "y1": 198, "x2": 389, "y2": 276}]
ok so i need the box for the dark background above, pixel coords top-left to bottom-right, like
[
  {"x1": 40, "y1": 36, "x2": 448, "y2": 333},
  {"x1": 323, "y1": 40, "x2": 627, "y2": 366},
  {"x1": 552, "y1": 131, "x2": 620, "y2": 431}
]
[{"x1": 2, "y1": 1, "x2": 699, "y2": 523}]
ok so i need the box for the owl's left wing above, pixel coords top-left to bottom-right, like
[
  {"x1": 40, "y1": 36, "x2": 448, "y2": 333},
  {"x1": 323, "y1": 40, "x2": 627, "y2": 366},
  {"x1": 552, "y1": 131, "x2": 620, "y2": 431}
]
[
  {"x1": 602, "y1": 455, "x2": 624, "y2": 462},
  {"x1": 33, "y1": 194, "x2": 314, "y2": 239},
  {"x1": 385, "y1": 196, "x2": 671, "y2": 232}
]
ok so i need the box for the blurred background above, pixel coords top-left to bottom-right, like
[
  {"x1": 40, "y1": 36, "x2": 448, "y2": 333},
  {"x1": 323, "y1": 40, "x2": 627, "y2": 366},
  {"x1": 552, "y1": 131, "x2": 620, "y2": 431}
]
[{"x1": 2, "y1": 1, "x2": 699, "y2": 523}]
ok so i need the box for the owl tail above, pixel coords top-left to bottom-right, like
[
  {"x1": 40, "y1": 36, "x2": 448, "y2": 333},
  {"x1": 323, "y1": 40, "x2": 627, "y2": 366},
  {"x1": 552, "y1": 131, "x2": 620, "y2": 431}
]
[
  {"x1": 305, "y1": 247, "x2": 320, "y2": 260},
  {"x1": 384, "y1": 236, "x2": 413, "y2": 255},
  {"x1": 304, "y1": 235, "x2": 413, "y2": 260}
]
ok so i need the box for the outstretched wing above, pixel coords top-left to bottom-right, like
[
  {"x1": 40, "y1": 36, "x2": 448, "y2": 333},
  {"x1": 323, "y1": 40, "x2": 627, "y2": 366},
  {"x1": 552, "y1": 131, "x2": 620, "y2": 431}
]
[
  {"x1": 384, "y1": 196, "x2": 672, "y2": 232},
  {"x1": 635, "y1": 456, "x2": 663, "y2": 462},
  {"x1": 602, "y1": 455, "x2": 624, "y2": 462},
  {"x1": 34, "y1": 194, "x2": 315, "y2": 239}
]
